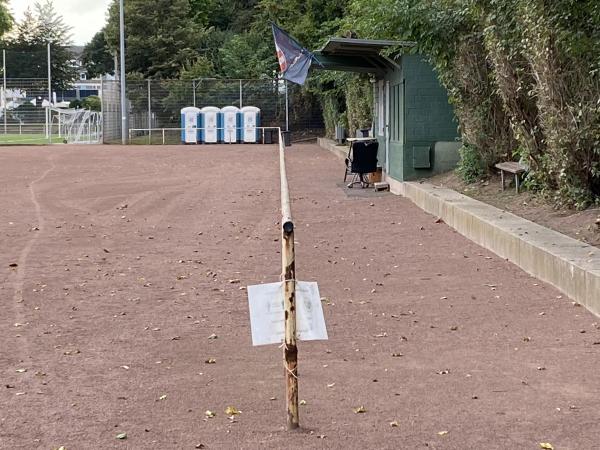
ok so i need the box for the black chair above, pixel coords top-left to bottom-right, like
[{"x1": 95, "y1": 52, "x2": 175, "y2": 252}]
[{"x1": 344, "y1": 140, "x2": 379, "y2": 188}]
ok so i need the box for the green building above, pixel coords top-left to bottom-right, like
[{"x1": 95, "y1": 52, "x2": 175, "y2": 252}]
[{"x1": 315, "y1": 38, "x2": 461, "y2": 182}]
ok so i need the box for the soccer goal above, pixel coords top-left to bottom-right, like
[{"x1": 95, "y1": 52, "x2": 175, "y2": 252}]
[{"x1": 48, "y1": 107, "x2": 102, "y2": 144}]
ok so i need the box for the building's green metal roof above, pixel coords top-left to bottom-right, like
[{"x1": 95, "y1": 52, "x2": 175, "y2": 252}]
[{"x1": 314, "y1": 38, "x2": 415, "y2": 75}]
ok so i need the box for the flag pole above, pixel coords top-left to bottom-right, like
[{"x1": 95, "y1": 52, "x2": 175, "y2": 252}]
[{"x1": 285, "y1": 79, "x2": 289, "y2": 132}]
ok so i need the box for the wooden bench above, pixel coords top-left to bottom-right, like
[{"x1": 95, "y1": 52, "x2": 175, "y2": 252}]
[{"x1": 495, "y1": 162, "x2": 528, "y2": 193}]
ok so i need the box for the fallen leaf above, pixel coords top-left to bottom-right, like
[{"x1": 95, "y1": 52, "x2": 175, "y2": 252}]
[
  {"x1": 9, "y1": 263, "x2": 18, "y2": 267},
  {"x1": 116, "y1": 432, "x2": 127, "y2": 440},
  {"x1": 539, "y1": 444, "x2": 554, "y2": 450},
  {"x1": 353, "y1": 406, "x2": 366, "y2": 414},
  {"x1": 225, "y1": 406, "x2": 240, "y2": 416},
  {"x1": 205, "y1": 358, "x2": 216, "y2": 364},
  {"x1": 390, "y1": 420, "x2": 400, "y2": 427},
  {"x1": 15, "y1": 368, "x2": 27, "y2": 373},
  {"x1": 437, "y1": 430, "x2": 449, "y2": 436},
  {"x1": 205, "y1": 410, "x2": 216, "y2": 418},
  {"x1": 158, "y1": 394, "x2": 167, "y2": 401},
  {"x1": 208, "y1": 333, "x2": 218, "y2": 340},
  {"x1": 391, "y1": 353, "x2": 403, "y2": 357},
  {"x1": 299, "y1": 400, "x2": 307, "y2": 405}
]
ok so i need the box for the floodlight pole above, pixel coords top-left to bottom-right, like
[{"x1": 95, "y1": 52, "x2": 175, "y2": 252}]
[
  {"x1": 3, "y1": 49, "x2": 6, "y2": 135},
  {"x1": 119, "y1": 0, "x2": 128, "y2": 145},
  {"x1": 46, "y1": 43, "x2": 51, "y2": 138}
]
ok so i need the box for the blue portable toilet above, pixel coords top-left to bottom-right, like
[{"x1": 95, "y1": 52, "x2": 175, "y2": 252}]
[
  {"x1": 181, "y1": 106, "x2": 201, "y2": 144},
  {"x1": 220, "y1": 106, "x2": 241, "y2": 143},
  {"x1": 240, "y1": 106, "x2": 261, "y2": 143},
  {"x1": 200, "y1": 106, "x2": 220, "y2": 144}
]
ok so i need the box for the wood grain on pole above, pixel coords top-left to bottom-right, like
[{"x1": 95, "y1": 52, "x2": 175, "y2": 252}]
[{"x1": 279, "y1": 129, "x2": 299, "y2": 430}]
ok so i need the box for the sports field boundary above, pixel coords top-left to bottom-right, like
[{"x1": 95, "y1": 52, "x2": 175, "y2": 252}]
[{"x1": 318, "y1": 137, "x2": 600, "y2": 317}]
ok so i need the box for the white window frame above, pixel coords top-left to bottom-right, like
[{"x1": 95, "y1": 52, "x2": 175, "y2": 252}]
[{"x1": 378, "y1": 80, "x2": 385, "y2": 136}]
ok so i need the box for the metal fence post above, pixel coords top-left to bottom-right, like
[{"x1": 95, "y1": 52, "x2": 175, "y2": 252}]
[
  {"x1": 239, "y1": 79, "x2": 243, "y2": 108},
  {"x1": 192, "y1": 80, "x2": 196, "y2": 108},
  {"x1": 147, "y1": 79, "x2": 152, "y2": 144}
]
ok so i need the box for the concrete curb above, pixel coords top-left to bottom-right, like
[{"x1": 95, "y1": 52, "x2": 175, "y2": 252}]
[
  {"x1": 391, "y1": 177, "x2": 600, "y2": 316},
  {"x1": 317, "y1": 137, "x2": 347, "y2": 162},
  {"x1": 317, "y1": 137, "x2": 599, "y2": 316}
]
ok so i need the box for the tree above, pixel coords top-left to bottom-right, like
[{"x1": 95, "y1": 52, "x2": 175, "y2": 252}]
[
  {"x1": 105, "y1": 0, "x2": 207, "y2": 79},
  {"x1": 0, "y1": 0, "x2": 12, "y2": 38},
  {"x1": 189, "y1": 0, "x2": 259, "y2": 33},
  {"x1": 82, "y1": 30, "x2": 115, "y2": 78},
  {"x1": 218, "y1": 32, "x2": 275, "y2": 79},
  {"x1": 3, "y1": 0, "x2": 77, "y2": 90}
]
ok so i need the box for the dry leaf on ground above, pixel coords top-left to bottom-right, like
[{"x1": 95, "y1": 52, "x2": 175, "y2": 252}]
[{"x1": 225, "y1": 406, "x2": 240, "y2": 416}]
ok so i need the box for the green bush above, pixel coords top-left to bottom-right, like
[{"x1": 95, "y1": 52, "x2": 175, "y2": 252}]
[
  {"x1": 82, "y1": 96, "x2": 101, "y2": 112},
  {"x1": 456, "y1": 144, "x2": 485, "y2": 183}
]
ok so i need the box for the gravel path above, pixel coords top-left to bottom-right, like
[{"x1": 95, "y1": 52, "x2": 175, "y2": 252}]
[{"x1": 1, "y1": 144, "x2": 598, "y2": 449}]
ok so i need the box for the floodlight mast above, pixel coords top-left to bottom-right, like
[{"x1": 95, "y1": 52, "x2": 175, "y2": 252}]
[{"x1": 119, "y1": 0, "x2": 127, "y2": 144}]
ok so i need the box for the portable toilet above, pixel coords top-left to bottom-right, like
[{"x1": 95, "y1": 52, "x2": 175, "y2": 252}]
[
  {"x1": 240, "y1": 106, "x2": 261, "y2": 143},
  {"x1": 220, "y1": 106, "x2": 241, "y2": 143},
  {"x1": 180, "y1": 106, "x2": 201, "y2": 144},
  {"x1": 200, "y1": 106, "x2": 220, "y2": 144}
]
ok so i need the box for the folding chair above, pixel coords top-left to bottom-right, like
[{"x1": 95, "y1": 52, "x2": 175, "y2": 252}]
[{"x1": 344, "y1": 140, "x2": 379, "y2": 188}]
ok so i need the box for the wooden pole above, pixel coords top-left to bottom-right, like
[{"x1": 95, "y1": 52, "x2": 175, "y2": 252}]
[{"x1": 279, "y1": 128, "x2": 298, "y2": 430}]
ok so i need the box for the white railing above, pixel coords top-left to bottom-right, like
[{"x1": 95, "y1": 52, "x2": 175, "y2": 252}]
[{"x1": 128, "y1": 126, "x2": 284, "y2": 145}]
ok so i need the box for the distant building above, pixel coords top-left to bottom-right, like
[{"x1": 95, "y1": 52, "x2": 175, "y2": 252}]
[{"x1": 57, "y1": 45, "x2": 101, "y2": 103}]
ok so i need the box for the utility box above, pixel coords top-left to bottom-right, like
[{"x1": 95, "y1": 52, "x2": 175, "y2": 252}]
[
  {"x1": 200, "y1": 106, "x2": 220, "y2": 144},
  {"x1": 220, "y1": 106, "x2": 241, "y2": 143},
  {"x1": 181, "y1": 106, "x2": 201, "y2": 144},
  {"x1": 240, "y1": 106, "x2": 261, "y2": 143}
]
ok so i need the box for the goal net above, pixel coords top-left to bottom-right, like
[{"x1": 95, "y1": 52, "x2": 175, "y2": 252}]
[{"x1": 48, "y1": 107, "x2": 102, "y2": 144}]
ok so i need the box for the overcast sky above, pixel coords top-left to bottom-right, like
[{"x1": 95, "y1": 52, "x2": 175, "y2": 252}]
[{"x1": 8, "y1": 0, "x2": 112, "y2": 45}]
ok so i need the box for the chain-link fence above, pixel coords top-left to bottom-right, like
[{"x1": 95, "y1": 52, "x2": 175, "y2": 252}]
[
  {"x1": 103, "y1": 78, "x2": 324, "y2": 144},
  {"x1": 0, "y1": 78, "x2": 51, "y2": 143},
  {"x1": 0, "y1": 47, "x2": 103, "y2": 145}
]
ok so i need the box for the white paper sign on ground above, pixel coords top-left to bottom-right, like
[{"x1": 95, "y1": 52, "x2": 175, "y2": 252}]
[{"x1": 247, "y1": 281, "x2": 328, "y2": 346}]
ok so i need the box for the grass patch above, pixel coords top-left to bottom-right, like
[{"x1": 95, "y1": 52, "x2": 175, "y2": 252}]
[{"x1": 0, "y1": 134, "x2": 58, "y2": 145}]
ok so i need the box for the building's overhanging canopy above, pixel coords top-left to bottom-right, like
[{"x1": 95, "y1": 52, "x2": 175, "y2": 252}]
[{"x1": 313, "y1": 38, "x2": 416, "y2": 76}]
